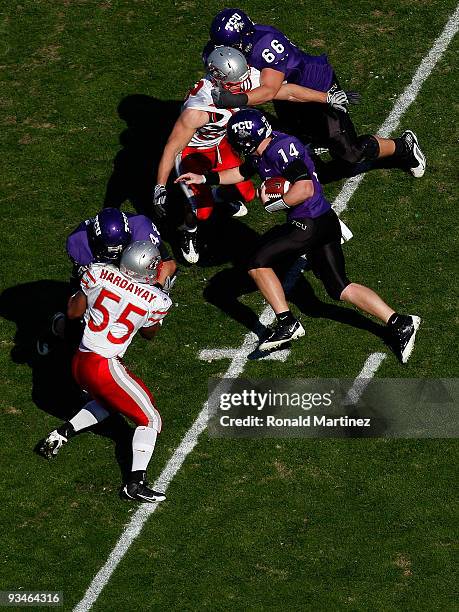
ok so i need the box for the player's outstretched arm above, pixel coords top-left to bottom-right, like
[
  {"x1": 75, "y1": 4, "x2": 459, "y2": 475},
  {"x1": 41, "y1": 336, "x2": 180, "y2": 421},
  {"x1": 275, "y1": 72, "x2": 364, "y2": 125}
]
[
  {"x1": 154, "y1": 109, "x2": 208, "y2": 216},
  {"x1": 275, "y1": 83, "x2": 328, "y2": 103},
  {"x1": 175, "y1": 166, "x2": 244, "y2": 186},
  {"x1": 212, "y1": 68, "x2": 285, "y2": 108},
  {"x1": 246, "y1": 68, "x2": 286, "y2": 104}
]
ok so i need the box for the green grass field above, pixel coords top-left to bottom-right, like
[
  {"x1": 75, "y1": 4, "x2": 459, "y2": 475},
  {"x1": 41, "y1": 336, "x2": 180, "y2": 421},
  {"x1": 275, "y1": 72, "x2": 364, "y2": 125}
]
[{"x1": 0, "y1": 1, "x2": 458, "y2": 610}]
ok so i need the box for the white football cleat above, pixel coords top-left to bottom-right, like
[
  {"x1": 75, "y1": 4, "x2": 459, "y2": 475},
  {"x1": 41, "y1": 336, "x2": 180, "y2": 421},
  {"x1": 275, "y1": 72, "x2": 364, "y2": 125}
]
[
  {"x1": 229, "y1": 201, "x2": 248, "y2": 217},
  {"x1": 180, "y1": 228, "x2": 199, "y2": 264},
  {"x1": 401, "y1": 130, "x2": 426, "y2": 178},
  {"x1": 339, "y1": 219, "x2": 353, "y2": 243}
]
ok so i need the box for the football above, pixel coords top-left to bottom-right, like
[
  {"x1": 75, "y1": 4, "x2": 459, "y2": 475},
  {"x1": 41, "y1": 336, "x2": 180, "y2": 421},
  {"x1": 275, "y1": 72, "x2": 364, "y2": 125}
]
[{"x1": 261, "y1": 176, "x2": 291, "y2": 201}]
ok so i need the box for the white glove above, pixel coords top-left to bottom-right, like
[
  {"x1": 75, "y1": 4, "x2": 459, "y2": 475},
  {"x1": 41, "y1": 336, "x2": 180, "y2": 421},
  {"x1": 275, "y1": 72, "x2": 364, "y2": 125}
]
[{"x1": 326, "y1": 89, "x2": 361, "y2": 112}]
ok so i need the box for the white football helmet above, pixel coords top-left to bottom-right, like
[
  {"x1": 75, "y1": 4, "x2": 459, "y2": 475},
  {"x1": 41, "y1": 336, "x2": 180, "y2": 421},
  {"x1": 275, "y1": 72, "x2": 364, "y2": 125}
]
[
  {"x1": 120, "y1": 240, "x2": 161, "y2": 285},
  {"x1": 206, "y1": 46, "x2": 250, "y2": 92}
]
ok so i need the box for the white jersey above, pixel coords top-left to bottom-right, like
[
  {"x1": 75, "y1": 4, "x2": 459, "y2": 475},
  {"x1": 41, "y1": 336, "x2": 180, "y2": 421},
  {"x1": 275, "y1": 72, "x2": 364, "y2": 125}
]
[
  {"x1": 183, "y1": 68, "x2": 261, "y2": 149},
  {"x1": 79, "y1": 263, "x2": 171, "y2": 359}
]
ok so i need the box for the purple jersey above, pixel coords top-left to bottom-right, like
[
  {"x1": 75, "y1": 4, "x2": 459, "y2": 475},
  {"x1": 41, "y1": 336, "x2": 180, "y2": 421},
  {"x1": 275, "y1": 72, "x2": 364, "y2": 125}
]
[
  {"x1": 248, "y1": 25, "x2": 333, "y2": 91},
  {"x1": 203, "y1": 25, "x2": 334, "y2": 92},
  {"x1": 66, "y1": 213, "x2": 162, "y2": 267},
  {"x1": 250, "y1": 132, "x2": 331, "y2": 220}
]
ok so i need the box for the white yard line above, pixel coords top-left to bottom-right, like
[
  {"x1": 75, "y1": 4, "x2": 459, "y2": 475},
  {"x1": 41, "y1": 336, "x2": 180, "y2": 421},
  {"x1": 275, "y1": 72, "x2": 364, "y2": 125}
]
[
  {"x1": 333, "y1": 3, "x2": 459, "y2": 216},
  {"x1": 73, "y1": 8, "x2": 459, "y2": 610}
]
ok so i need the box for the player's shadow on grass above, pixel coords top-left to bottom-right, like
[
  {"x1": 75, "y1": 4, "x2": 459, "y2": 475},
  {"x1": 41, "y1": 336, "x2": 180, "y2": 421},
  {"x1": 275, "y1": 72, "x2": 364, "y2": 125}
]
[
  {"x1": 104, "y1": 94, "x2": 184, "y2": 225},
  {"x1": 204, "y1": 263, "x2": 389, "y2": 350},
  {"x1": 0, "y1": 281, "x2": 134, "y2": 481}
]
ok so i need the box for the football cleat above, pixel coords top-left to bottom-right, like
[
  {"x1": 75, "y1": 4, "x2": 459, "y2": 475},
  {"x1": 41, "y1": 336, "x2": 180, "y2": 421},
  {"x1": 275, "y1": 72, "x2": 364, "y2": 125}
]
[
  {"x1": 401, "y1": 130, "x2": 425, "y2": 178},
  {"x1": 122, "y1": 480, "x2": 166, "y2": 503},
  {"x1": 180, "y1": 228, "x2": 199, "y2": 264},
  {"x1": 228, "y1": 200, "x2": 248, "y2": 217},
  {"x1": 36, "y1": 312, "x2": 65, "y2": 356},
  {"x1": 259, "y1": 319, "x2": 305, "y2": 351},
  {"x1": 39, "y1": 430, "x2": 68, "y2": 459},
  {"x1": 388, "y1": 314, "x2": 421, "y2": 363}
]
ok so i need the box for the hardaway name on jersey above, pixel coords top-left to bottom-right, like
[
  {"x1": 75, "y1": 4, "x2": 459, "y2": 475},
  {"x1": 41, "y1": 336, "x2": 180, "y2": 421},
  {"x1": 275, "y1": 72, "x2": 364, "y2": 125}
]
[
  {"x1": 183, "y1": 69, "x2": 261, "y2": 148},
  {"x1": 66, "y1": 213, "x2": 163, "y2": 268},
  {"x1": 251, "y1": 132, "x2": 330, "y2": 219},
  {"x1": 79, "y1": 263, "x2": 172, "y2": 359}
]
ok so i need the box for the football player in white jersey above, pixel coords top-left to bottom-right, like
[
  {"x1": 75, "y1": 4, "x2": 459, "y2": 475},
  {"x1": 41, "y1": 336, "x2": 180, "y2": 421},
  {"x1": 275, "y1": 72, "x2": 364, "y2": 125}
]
[
  {"x1": 154, "y1": 46, "x2": 329, "y2": 264},
  {"x1": 39, "y1": 241, "x2": 172, "y2": 503}
]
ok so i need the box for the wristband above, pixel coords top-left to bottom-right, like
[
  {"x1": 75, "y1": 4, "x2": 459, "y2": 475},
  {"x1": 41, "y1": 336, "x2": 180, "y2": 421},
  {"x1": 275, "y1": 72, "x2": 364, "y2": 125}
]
[
  {"x1": 264, "y1": 197, "x2": 290, "y2": 213},
  {"x1": 203, "y1": 171, "x2": 220, "y2": 186}
]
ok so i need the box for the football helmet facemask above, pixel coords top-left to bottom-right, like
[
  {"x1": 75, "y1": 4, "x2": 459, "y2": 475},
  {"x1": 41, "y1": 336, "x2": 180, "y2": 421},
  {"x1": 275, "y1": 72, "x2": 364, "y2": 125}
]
[
  {"x1": 206, "y1": 46, "x2": 250, "y2": 93},
  {"x1": 120, "y1": 240, "x2": 162, "y2": 285}
]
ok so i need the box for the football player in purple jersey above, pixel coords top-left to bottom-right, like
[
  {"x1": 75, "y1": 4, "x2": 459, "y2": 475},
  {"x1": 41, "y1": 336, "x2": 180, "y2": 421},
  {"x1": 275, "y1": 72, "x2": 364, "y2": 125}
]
[
  {"x1": 204, "y1": 8, "x2": 425, "y2": 178},
  {"x1": 176, "y1": 109, "x2": 420, "y2": 363},
  {"x1": 37, "y1": 208, "x2": 176, "y2": 355}
]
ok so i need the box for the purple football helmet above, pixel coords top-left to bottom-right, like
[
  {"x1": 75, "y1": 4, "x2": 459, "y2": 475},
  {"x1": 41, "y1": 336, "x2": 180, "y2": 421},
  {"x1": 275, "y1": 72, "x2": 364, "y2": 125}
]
[
  {"x1": 227, "y1": 109, "x2": 272, "y2": 155},
  {"x1": 210, "y1": 8, "x2": 255, "y2": 54},
  {"x1": 87, "y1": 208, "x2": 131, "y2": 263}
]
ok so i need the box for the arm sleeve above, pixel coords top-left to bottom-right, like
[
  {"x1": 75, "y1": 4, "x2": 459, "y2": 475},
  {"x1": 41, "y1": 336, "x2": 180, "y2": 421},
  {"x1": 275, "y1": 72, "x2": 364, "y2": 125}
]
[
  {"x1": 282, "y1": 159, "x2": 311, "y2": 183},
  {"x1": 238, "y1": 159, "x2": 257, "y2": 180}
]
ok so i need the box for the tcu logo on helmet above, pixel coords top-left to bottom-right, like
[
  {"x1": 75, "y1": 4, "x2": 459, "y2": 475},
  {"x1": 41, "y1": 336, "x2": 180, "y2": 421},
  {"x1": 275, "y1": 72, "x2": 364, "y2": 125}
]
[
  {"x1": 225, "y1": 13, "x2": 244, "y2": 32},
  {"x1": 92, "y1": 216, "x2": 101, "y2": 236},
  {"x1": 232, "y1": 120, "x2": 253, "y2": 133}
]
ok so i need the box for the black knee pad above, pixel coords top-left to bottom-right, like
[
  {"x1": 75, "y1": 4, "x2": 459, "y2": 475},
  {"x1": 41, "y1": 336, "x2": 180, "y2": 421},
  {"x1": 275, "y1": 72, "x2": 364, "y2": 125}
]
[
  {"x1": 323, "y1": 278, "x2": 350, "y2": 301},
  {"x1": 332, "y1": 133, "x2": 380, "y2": 164},
  {"x1": 247, "y1": 257, "x2": 263, "y2": 271},
  {"x1": 356, "y1": 134, "x2": 380, "y2": 161}
]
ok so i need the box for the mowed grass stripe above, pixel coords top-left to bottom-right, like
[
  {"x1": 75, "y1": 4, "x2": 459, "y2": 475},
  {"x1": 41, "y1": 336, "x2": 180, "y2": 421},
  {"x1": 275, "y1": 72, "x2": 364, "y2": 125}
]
[{"x1": 73, "y1": 7, "x2": 458, "y2": 609}]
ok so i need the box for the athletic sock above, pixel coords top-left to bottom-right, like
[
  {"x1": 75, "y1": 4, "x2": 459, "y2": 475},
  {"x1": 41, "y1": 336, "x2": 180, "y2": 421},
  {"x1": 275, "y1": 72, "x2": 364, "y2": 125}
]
[
  {"x1": 57, "y1": 422, "x2": 76, "y2": 439},
  {"x1": 276, "y1": 310, "x2": 296, "y2": 326},
  {"x1": 131, "y1": 425, "x2": 158, "y2": 473},
  {"x1": 387, "y1": 313, "x2": 400, "y2": 326},
  {"x1": 68, "y1": 400, "x2": 110, "y2": 433},
  {"x1": 393, "y1": 137, "x2": 410, "y2": 159},
  {"x1": 130, "y1": 470, "x2": 147, "y2": 484}
]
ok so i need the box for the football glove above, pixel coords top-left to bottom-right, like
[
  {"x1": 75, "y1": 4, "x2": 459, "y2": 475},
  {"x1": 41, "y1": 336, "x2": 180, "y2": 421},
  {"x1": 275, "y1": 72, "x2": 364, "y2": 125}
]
[
  {"x1": 211, "y1": 87, "x2": 248, "y2": 109},
  {"x1": 153, "y1": 184, "x2": 168, "y2": 218},
  {"x1": 326, "y1": 89, "x2": 361, "y2": 112},
  {"x1": 163, "y1": 272, "x2": 178, "y2": 294}
]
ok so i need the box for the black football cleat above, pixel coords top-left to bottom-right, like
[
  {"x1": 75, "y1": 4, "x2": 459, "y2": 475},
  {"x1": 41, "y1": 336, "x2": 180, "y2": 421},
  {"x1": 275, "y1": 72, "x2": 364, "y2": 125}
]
[
  {"x1": 122, "y1": 480, "x2": 166, "y2": 503},
  {"x1": 401, "y1": 130, "x2": 425, "y2": 178},
  {"x1": 388, "y1": 314, "x2": 421, "y2": 363},
  {"x1": 180, "y1": 228, "x2": 199, "y2": 264},
  {"x1": 39, "y1": 429, "x2": 68, "y2": 458},
  {"x1": 259, "y1": 319, "x2": 305, "y2": 351}
]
